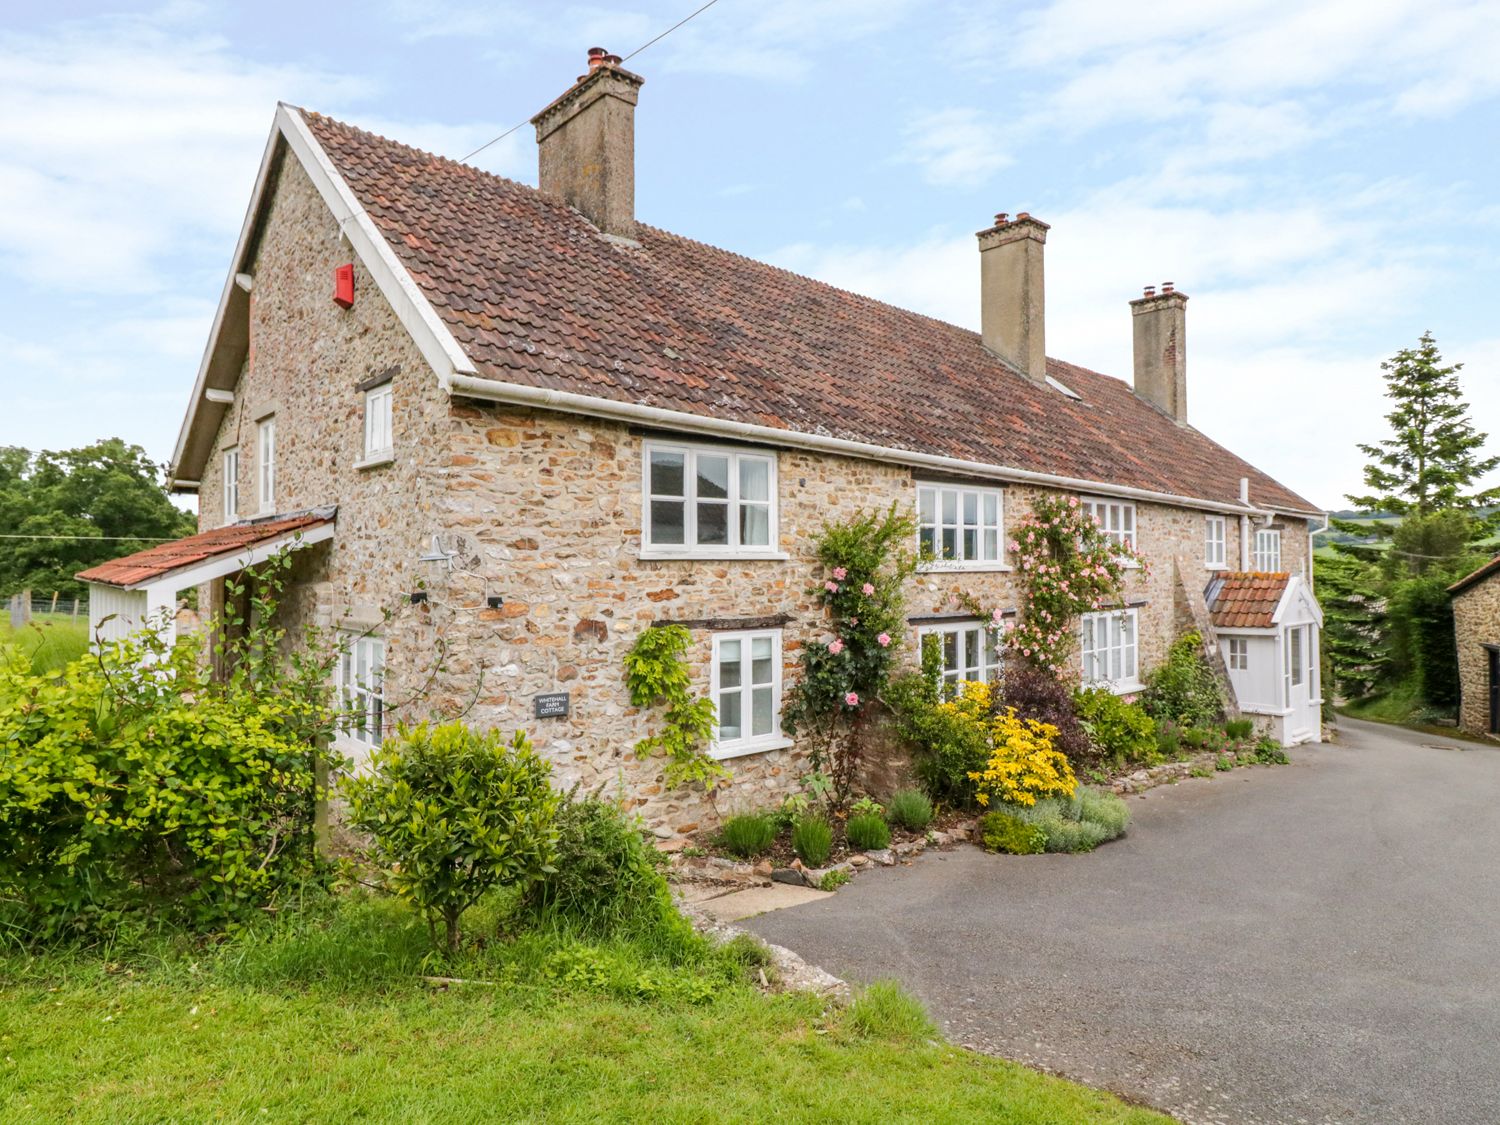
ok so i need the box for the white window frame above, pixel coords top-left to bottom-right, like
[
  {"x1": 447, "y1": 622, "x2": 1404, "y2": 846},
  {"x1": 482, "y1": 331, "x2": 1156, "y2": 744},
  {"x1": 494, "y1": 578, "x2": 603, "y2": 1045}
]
[
  {"x1": 918, "y1": 620, "x2": 1002, "y2": 694},
  {"x1": 641, "y1": 440, "x2": 780, "y2": 559},
  {"x1": 361, "y1": 382, "x2": 394, "y2": 463},
  {"x1": 1254, "y1": 528, "x2": 1282, "y2": 571},
  {"x1": 257, "y1": 416, "x2": 276, "y2": 514},
  {"x1": 1227, "y1": 636, "x2": 1249, "y2": 671},
  {"x1": 337, "y1": 632, "x2": 385, "y2": 756},
  {"x1": 1080, "y1": 608, "x2": 1142, "y2": 692},
  {"x1": 223, "y1": 447, "x2": 239, "y2": 523},
  {"x1": 1205, "y1": 515, "x2": 1227, "y2": 569},
  {"x1": 1082, "y1": 497, "x2": 1138, "y2": 558},
  {"x1": 916, "y1": 483, "x2": 1006, "y2": 570},
  {"x1": 709, "y1": 630, "x2": 788, "y2": 758}
]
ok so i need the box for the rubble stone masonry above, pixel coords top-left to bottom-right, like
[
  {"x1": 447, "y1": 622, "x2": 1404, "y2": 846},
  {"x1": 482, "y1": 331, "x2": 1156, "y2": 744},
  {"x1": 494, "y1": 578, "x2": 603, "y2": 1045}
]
[{"x1": 1452, "y1": 577, "x2": 1500, "y2": 736}]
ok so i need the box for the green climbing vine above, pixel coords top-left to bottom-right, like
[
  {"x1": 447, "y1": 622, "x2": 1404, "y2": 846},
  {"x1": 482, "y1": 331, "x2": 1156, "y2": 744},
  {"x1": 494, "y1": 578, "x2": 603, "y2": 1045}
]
[{"x1": 625, "y1": 624, "x2": 726, "y2": 789}]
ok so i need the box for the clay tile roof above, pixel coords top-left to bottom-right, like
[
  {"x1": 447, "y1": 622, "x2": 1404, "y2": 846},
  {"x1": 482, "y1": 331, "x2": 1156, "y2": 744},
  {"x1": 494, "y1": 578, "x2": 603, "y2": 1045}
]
[
  {"x1": 1448, "y1": 554, "x2": 1500, "y2": 597},
  {"x1": 77, "y1": 513, "x2": 333, "y2": 589},
  {"x1": 295, "y1": 109, "x2": 1321, "y2": 517},
  {"x1": 1207, "y1": 572, "x2": 1292, "y2": 629}
]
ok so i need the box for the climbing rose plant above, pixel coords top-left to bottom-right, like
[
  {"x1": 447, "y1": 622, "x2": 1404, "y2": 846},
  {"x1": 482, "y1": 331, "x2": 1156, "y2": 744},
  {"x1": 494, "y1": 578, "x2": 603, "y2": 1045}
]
[
  {"x1": 783, "y1": 504, "x2": 917, "y2": 802},
  {"x1": 1006, "y1": 495, "x2": 1147, "y2": 674}
]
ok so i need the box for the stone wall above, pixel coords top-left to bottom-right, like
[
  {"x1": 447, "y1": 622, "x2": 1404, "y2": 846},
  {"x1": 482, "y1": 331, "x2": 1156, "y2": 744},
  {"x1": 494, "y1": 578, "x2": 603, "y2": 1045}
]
[{"x1": 1453, "y1": 577, "x2": 1500, "y2": 735}]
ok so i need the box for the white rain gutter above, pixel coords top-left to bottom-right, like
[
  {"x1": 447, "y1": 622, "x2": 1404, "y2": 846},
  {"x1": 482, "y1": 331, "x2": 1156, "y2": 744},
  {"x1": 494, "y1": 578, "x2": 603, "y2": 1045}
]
[{"x1": 447, "y1": 371, "x2": 1300, "y2": 520}]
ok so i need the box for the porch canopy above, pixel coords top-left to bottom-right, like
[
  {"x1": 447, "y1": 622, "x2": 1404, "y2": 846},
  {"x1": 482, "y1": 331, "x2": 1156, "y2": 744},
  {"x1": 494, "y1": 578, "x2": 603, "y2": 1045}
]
[{"x1": 77, "y1": 509, "x2": 335, "y2": 645}]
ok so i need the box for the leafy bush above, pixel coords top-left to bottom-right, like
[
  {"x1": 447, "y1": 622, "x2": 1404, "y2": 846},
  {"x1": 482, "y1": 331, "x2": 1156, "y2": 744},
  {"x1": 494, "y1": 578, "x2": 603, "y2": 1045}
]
[
  {"x1": 1074, "y1": 687, "x2": 1158, "y2": 767},
  {"x1": 1225, "y1": 718, "x2": 1255, "y2": 741},
  {"x1": 845, "y1": 812, "x2": 891, "y2": 851},
  {"x1": 720, "y1": 813, "x2": 777, "y2": 859},
  {"x1": 1254, "y1": 737, "x2": 1290, "y2": 764},
  {"x1": 525, "y1": 793, "x2": 675, "y2": 939},
  {"x1": 949, "y1": 681, "x2": 1076, "y2": 808},
  {"x1": 771, "y1": 792, "x2": 813, "y2": 833},
  {"x1": 1155, "y1": 721, "x2": 1183, "y2": 760},
  {"x1": 1010, "y1": 787, "x2": 1130, "y2": 853},
  {"x1": 0, "y1": 623, "x2": 333, "y2": 943},
  {"x1": 1141, "y1": 632, "x2": 1225, "y2": 728},
  {"x1": 791, "y1": 817, "x2": 833, "y2": 867},
  {"x1": 819, "y1": 869, "x2": 851, "y2": 891},
  {"x1": 345, "y1": 722, "x2": 561, "y2": 953},
  {"x1": 886, "y1": 669, "x2": 989, "y2": 807},
  {"x1": 886, "y1": 789, "x2": 933, "y2": 832},
  {"x1": 999, "y1": 657, "x2": 1095, "y2": 768},
  {"x1": 977, "y1": 811, "x2": 1047, "y2": 855},
  {"x1": 846, "y1": 980, "x2": 937, "y2": 1044},
  {"x1": 849, "y1": 795, "x2": 884, "y2": 817}
]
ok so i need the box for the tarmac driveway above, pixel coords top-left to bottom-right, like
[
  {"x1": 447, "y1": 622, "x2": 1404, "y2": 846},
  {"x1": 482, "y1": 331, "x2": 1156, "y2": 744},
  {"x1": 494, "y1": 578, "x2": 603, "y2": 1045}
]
[{"x1": 747, "y1": 718, "x2": 1500, "y2": 1125}]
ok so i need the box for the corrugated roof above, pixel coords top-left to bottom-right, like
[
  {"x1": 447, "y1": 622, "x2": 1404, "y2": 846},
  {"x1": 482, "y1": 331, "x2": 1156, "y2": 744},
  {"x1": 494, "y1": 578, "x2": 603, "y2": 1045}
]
[
  {"x1": 77, "y1": 514, "x2": 332, "y2": 589},
  {"x1": 294, "y1": 109, "x2": 1321, "y2": 517},
  {"x1": 1207, "y1": 572, "x2": 1292, "y2": 628}
]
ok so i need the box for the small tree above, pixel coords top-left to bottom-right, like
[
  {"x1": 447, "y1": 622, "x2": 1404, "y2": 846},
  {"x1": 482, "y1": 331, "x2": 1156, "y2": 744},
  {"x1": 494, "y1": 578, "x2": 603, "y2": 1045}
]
[{"x1": 345, "y1": 723, "x2": 560, "y2": 953}]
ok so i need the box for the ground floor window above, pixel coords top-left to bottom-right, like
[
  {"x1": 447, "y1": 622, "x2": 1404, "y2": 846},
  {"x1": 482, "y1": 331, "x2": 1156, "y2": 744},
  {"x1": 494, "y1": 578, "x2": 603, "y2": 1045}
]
[
  {"x1": 338, "y1": 633, "x2": 385, "y2": 752},
  {"x1": 1080, "y1": 609, "x2": 1140, "y2": 691},
  {"x1": 1227, "y1": 636, "x2": 1249, "y2": 670},
  {"x1": 918, "y1": 620, "x2": 1001, "y2": 694},
  {"x1": 711, "y1": 630, "x2": 782, "y2": 757}
]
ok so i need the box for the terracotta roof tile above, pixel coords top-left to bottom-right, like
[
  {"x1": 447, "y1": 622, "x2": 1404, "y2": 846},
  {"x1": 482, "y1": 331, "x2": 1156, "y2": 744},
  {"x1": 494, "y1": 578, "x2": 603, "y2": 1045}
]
[
  {"x1": 1207, "y1": 572, "x2": 1292, "y2": 629},
  {"x1": 298, "y1": 110, "x2": 1320, "y2": 517},
  {"x1": 78, "y1": 514, "x2": 333, "y2": 589}
]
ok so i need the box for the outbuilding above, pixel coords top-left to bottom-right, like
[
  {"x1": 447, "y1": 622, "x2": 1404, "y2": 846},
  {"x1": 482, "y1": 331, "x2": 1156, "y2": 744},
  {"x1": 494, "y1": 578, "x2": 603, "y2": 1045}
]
[{"x1": 1449, "y1": 555, "x2": 1500, "y2": 737}]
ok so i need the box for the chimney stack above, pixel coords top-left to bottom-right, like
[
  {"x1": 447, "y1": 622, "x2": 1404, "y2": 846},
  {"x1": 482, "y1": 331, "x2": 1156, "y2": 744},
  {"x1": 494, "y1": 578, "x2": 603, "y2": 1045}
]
[
  {"x1": 976, "y1": 212, "x2": 1049, "y2": 383},
  {"x1": 1130, "y1": 282, "x2": 1189, "y2": 422},
  {"x1": 530, "y1": 48, "x2": 644, "y2": 240}
]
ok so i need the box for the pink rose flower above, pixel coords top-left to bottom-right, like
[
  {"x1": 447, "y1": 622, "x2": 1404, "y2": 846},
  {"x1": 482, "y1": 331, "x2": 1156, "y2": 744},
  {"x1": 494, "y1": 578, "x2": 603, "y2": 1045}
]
[
  {"x1": 877, "y1": 632, "x2": 891, "y2": 647},
  {"x1": 825, "y1": 581, "x2": 840, "y2": 593},
  {"x1": 862, "y1": 582, "x2": 875, "y2": 596},
  {"x1": 992, "y1": 608, "x2": 1003, "y2": 622},
  {"x1": 845, "y1": 691, "x2": 860, "y2": 706},
  {"x1": 832, "y1": 566, "x2": 848, "y2": 580},
  {"x1": 828, "y1": 639, "x2": 844, "y2": 655}
]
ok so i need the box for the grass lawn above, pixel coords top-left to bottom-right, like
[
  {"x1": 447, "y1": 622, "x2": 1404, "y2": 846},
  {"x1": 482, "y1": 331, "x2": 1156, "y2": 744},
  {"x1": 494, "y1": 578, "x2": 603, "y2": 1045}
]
[
  {"x1": 0, "y1": 612, "x2": 89, "y2": 673},
  {"x1": 0, "y1": 897, "x2": 1169, "y2": 1124}
]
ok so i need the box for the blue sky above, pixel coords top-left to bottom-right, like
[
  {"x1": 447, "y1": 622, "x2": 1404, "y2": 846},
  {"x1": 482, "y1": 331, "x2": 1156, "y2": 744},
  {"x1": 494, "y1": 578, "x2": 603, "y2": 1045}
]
[{"x1": 3, "y1": 0, "x2": 1499, "y2": 512}]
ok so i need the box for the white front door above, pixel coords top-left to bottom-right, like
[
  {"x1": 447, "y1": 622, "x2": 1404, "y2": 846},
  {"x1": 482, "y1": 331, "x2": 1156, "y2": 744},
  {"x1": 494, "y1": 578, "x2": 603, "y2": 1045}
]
[{"x1": 1283, "y1": 625, "x2": 1318, "y2": 742}]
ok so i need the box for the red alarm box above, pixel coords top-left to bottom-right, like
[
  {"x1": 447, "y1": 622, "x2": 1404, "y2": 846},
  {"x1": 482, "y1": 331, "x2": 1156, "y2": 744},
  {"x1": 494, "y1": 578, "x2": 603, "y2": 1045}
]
[{"x1": 333, "y1": 263, "x2": 355, "y2": 308}]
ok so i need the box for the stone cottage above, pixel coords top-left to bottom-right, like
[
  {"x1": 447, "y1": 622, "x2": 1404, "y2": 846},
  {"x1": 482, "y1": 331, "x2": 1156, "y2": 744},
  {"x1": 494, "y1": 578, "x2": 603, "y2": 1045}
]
[
  {"x1": 1449, "y1": 555, "x2": 1500, "y2": 737},
  {"x1": 80, "y1": 50, "x2": 1324, "y2": 833}
]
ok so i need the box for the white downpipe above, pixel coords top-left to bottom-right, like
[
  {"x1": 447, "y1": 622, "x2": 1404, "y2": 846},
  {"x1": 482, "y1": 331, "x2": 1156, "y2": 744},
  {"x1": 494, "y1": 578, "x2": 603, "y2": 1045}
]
[{"x1": 447, "y1": 371, "x2": 1291, "y2": 520}]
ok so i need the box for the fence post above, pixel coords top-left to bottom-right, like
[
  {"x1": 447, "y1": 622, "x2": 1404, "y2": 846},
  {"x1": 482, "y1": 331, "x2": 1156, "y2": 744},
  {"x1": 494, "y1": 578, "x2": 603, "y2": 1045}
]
[{"x1": 8, "y1": 591, "x2": 30, "y2": 630}]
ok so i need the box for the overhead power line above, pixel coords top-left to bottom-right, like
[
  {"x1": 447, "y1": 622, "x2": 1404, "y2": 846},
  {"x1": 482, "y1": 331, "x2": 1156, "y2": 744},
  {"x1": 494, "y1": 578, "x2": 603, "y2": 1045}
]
[{"x1": 460, "y1": 0, "x2": 722, "y2": 163}]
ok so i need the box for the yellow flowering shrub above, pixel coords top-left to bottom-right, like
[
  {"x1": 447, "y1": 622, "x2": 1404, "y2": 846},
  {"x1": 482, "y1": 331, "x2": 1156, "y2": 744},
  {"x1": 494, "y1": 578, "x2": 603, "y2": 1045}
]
[{"x1": 940, "y1": 682, "x2": 1077, "y2": 807}]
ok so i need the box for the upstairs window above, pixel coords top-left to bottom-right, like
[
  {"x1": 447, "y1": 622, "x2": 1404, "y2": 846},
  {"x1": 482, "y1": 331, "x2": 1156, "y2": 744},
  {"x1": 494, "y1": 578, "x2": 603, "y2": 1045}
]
[
  {"x1": 363, "y1": 383, "x2": 393, "y2": 461},
  {"x1": 711, "y1": 630, "x2": 783, "y2": 757},
  {"x1": 1080, "y1": 608, "x2": 1140, "y2": 691},
  {"x1": 644, "y1": 441, "x2": 776, "y2": 556},
  {"x1": 257, "y1": 417, "x2": 276, "y2": 513},
  {"x1": 1082, "y1": 497, "x2": 1136, "y2": 552},
  {"x1": 1205, "y1": 516, "x2": 1227, "y2": 568},
  {"x1": 223, "y1": 447, "x2": 239, "y2": 523},
  {"x1": 1254, "y1": 528, "x2": 1282, "y2": 571},
  {"x1": 916, "y1": 484, "x2": 1004, "y2": 567}
]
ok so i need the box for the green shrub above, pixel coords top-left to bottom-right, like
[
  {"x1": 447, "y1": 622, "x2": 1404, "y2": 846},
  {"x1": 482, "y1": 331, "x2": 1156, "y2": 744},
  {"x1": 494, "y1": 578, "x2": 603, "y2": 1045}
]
[
  {"x1": 1155, "y1": 721, "x2": 1183, "y2": 760},
  {"x1": 1225, "y1": 718, "x2": 1255, "y2": 741},
  {"x1": 845, "y1": 812, "x2": 891, "y2": 851},
  {"x1": 1141, "y1": 631, "x2": 1225, "y2": 728},
  {"x1": 886, "y1": 789, "x2": 933, "y2": 832},
  {"x1": 525, "y1": 794, "x2": 675, "y2": 939},
  {"x1": 0, "y1": 629, "x2": 332, "y2": 944},
  {"x1": 1214, "y1": 754, "x2": 1233, "y2": 772},
  {"x1": 845, "y1": 980, "x2": 937, "y2": 1044},
  {"x1": 719, "y1": 813, "x2": 777, "y2": 859},
  {"x1": 977, "y1": 811, "x2": 1047, "y2": 855},
  {"x1": 1009, "y1": 787, "x2": 1130, "y2": 853},
  {"x1": 819, "y1": 869, "x2": 851, "y2": 891},
  {"x1": 345, "y1": 722, "x2": 560, "y2": 953},
  {"x1": 1074, "y1": 687, "x2": 1158, "y2": 766},
  {"x1": 1000, "y1": 657, "x2": 1095, "y2": 768},
  {"x1": 791, "y1": 817, "x2": 833, "y2": 867},
  {"x1": 771, "y1": 792, "x2": 812, "y2": 833},
  {"x1": 886, "y1": 670, "x2": 989, "y2": 806},
  {"x1": 1254, "y1": 737, "x2": 1290, "y2": 764}
]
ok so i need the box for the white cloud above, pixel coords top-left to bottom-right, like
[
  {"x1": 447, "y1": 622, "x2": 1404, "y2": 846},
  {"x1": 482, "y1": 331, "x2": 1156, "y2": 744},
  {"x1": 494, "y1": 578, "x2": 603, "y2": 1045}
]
[{"x1": 898, "y1": 107, "x2": 1012, "y2": 188}]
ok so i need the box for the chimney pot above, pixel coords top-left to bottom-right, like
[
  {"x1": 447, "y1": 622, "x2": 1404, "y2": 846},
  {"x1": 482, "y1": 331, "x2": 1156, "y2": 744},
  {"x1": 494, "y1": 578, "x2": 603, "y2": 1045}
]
[
  {"x1": 532, "y1": 52, "x2": 644, "y2": 239},
  {"x1": 994, "y1": 212, "x2": 1008, "y2": 225},
  {"x1": 1130, "y1": 284, "x2": 1189, "y2": 423},
  {"x1": 1143, "y1": 285, "x2": 1156, "y2": 297},
  {"x1": 976, "y1": 211, "x2": 1049, "y2": 383}
]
